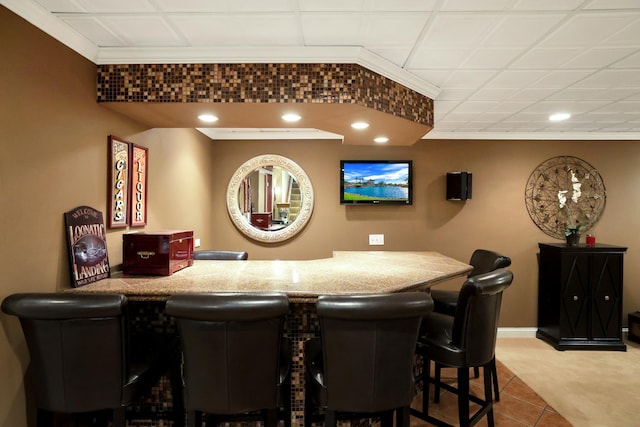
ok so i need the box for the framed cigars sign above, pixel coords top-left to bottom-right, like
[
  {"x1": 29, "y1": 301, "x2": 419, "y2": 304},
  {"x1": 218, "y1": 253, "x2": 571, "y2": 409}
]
[
  {"x1": 108, "y1": 135, "x2": 130, "y2": 228},
  {"x1": 64, "y1": 206, "x2": 110, "y2": 287},
  {"x1": 108, "y1": 135, "x2": 149, "y2": 228}
]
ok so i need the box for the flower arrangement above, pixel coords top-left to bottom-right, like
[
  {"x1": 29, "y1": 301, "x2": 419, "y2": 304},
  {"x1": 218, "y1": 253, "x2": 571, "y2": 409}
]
[{"x1": 557, "y1": 169, "x2": 586, "y2": 236}]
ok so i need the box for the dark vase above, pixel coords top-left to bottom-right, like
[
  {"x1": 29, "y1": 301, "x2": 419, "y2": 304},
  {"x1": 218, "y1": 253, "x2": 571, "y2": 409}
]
[{"x1": 565, "y1": 229, "x2": 581, "y2": 246}]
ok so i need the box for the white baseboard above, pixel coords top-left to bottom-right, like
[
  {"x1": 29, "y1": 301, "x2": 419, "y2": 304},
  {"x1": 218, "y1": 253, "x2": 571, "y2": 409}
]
[{"x1": 497, "y1": 327, "x2": 630, "y2": 338}]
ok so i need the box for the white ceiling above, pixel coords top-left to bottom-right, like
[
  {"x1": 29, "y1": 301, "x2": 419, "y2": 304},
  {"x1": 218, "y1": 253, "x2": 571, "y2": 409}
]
[{"x1": 5, "y1": 0, "x2": 640, "y2": 140}]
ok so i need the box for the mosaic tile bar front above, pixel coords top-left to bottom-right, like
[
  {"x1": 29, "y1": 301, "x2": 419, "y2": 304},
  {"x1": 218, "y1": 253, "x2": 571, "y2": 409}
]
[{"x1": 96, "y1": 63, "x2": 433, "y2": 127}]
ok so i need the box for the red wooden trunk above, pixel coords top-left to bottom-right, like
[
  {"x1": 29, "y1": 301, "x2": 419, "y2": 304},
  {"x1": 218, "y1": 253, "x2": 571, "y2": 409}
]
[
  {"x1": 250, "y1": 212, "x2": 272, "y2": 230},
  {"x1": 122, "y1": 230, "x2": 193, "y2": 276}
]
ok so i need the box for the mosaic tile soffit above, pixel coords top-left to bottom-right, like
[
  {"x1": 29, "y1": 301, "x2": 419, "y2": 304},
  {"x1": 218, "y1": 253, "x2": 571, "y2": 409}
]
[{"x1": 97, "y1": 63, "x2": 433, "y2": 127}]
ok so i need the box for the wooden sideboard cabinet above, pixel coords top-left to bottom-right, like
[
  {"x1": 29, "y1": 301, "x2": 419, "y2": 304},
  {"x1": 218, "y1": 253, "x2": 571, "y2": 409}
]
[{"x1": 537, "y1": 243, "x2": 627, "y2": 351}]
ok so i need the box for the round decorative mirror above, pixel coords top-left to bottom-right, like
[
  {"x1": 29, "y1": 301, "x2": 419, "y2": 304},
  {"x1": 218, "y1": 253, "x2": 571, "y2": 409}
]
[{"x1": 226, "y1": 154, "x2": 314, "y2": 243}]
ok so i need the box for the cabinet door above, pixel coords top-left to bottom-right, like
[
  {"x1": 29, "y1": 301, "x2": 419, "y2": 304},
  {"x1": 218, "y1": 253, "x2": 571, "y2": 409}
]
[
  {"x1": 560, "y1": 254, "x2": 590, "y2": 339},
  {"x1": 590, "y1": 253, "x2": 623, "y2": 339}
]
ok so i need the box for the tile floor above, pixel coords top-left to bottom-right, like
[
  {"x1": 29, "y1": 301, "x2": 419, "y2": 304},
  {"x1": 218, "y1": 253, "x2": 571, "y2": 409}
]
[{"x1": 410, "y1": 361, "x2": 572, "y2": 427}]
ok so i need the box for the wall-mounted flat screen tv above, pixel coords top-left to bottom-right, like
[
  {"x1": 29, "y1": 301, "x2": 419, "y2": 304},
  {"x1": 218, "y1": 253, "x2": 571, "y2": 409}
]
[{"x1": 340, "y1": 160, "x2": 413, "y2": 205}]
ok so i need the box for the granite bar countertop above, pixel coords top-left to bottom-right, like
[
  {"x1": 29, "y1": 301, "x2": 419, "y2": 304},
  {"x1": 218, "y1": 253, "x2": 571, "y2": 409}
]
[{"x1": 68, "y1": 251, "x2": 472, "y2": 302}]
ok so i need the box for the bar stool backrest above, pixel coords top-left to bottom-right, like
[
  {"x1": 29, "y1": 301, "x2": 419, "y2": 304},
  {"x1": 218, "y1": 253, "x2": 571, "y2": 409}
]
[
  {"x1": 192, "y1": 250, "x2": 248, "y2": 260},
  {"x1": 1, "y1": 293, "x2": 126, "y2": 413},
  {"x1": 166, "y1": 292, "x2": 289, "y2": 414},
  {"x1": 452, "y1": 268, "x2": 514, "y2": 367},
  {"x1": 316, "y1": 292, "x2": 433, "y2": 413}
]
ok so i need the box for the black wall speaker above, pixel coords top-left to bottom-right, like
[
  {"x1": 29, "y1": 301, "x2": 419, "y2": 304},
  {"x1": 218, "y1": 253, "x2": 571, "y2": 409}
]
[{"x1": 446, "y1": 172, "x2": 472, "y2": 200}]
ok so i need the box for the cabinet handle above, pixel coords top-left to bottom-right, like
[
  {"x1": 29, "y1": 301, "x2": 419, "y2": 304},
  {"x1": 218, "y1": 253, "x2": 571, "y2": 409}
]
[
  {"x1": 573, "y1": 295, "x2": 578, "y2": 301},
  {"x1": 605, "y1": 295, "x2": 610, "y2": 301}
]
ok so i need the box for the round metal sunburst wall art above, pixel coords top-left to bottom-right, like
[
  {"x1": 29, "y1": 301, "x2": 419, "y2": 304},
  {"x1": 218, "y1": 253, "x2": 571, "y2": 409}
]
[{"x1": 525, "y1": 156, "x2": 606, "y2": 239}]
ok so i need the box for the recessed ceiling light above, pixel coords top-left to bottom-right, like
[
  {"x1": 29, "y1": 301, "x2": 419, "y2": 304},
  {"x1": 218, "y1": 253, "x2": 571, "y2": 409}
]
[
  {"x1": 281, "y1": 113, "x2": 301, "y2": 122},
  {"x1": 198, "y1": 114, "x2": 218, "y2": 123},
  {"x1": 549, "y1": 112, "x2": 571, "y2": 122},
  {"x1": 374, "y1": 136, "x2": 389, "y2": 143},
  {"x1": 351, "y1": 122, "x2": 369, "y2": 130}
]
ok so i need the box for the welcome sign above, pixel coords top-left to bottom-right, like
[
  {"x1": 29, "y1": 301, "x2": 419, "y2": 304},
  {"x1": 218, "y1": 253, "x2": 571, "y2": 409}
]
[{"x1": 64, "y1": 206, "x2": 110, "y2": 287}]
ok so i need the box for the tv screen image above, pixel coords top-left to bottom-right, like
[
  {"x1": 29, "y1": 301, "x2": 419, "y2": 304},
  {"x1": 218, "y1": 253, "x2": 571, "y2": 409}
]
[{"x1": 340, "y1": 160, "x2": 413, "y2": 205}]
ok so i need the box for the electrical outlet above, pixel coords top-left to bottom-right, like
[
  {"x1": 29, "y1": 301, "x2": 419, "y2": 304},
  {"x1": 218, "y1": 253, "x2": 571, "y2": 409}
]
[
  {"x1": 194, "y1": 238, "x2": 201, "y2": 248},
  {"x1": 368, "y1": 234, "x2": 384, "y2": 246}
]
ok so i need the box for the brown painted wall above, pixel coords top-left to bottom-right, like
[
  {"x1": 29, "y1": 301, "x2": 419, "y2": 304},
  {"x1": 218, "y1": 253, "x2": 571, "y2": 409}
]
[
  {"x1": 208, "y1": 138, "x2": 640, "y2": 330},
  {"x1": 2, "y1": 5, "x2": 640, "y2": 427}
]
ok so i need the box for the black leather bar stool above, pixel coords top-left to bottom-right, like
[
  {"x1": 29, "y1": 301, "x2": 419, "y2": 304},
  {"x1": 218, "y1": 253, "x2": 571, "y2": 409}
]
[
  {"x1": 166, "y1": 292, "x2": 290, "y2": 427},
  {"x1": 411, "y1": 269, "x2": 514, "y2": 427},
  {"x1": 429, "y1": 249, "x2": 511, "y2": 401},
  {"x1": 430, "y1": 249, "x2": 511, "y2": 316},
  {"x1": 192, "y1": 250, "x2": 248, "y2": 260},
  {"x1": 304, "y1": 292, "x2": 433, "y2": 427},
  {"x1": 1, "y1": 293, "x2": 183, "y2": 427}
]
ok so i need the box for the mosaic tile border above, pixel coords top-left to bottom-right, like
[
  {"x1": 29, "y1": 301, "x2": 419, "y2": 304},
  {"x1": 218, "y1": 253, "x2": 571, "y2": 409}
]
[{"x1": 96, "y1": 63, "x2": 433, "y2": 127}]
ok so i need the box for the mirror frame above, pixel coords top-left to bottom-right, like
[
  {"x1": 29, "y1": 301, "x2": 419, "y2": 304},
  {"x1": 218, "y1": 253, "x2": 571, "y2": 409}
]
[{"x1": 226, "y1": 154, "x2": 314, "y2": 243}]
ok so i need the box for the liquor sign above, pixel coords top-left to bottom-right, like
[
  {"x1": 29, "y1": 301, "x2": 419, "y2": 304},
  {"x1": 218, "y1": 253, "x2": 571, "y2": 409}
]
[
  {"x1": 64, "y1": 206, "x2": 110, "y2": 287},
  {"x1": 109, "y1": 135, "x2": 130, "y2": 228},
  {"x1": 130, "y1": 144, "x2": 148, "y2": 227}
]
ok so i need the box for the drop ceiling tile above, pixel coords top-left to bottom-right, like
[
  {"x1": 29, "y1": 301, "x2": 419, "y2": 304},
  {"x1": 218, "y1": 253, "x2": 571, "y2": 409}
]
[
  {"x1": 510, "y1": 88, "x2": 560, "y2": 101},
  {"x1": 298, "y1": 0, "x2": 366, "y2": 12},
  {"x1": 452, "y1": 101, "x2": 496, "y2": 113},
  {"x1": 520, "y1": 101, "x2": 574, "y2": 114},
  {"x1": 485, "y1": 101, "x2": 531, "y2": 113},
  {"x1": 468, "y1": 87, "x2": 519, "y2": 101},
  {"x1": 526, "y1": 100, "x2": 606, "y2": 114},
  {"x1": 439, "y1": 111, "x2": 483, "y2": 122},
  {"x1": 561, "y1": 47, "x2": 638, "y2": 68},
  {"x1": 437, "y1": 87, "x2": 478, "y2": 100},
  {"x1": 547, "y1": 88, "x2": 613, "y2": 101},
  {"x1": 540, "y1": 13, "x2": 638, "y2": 47},
  {"x1": 595, "y1": 101, "x2": 640, "y2": 114},
  {"x1": 100, "y1": 16, "x2": 185, "y2": 46},
  {"x1": 477, "y1": 111, "x2": 518, "y2": 121},
  {"x1": 34, "y1": 0, "x2": 83, "y2": 12},
  {"x1": 585, "y1": 0, "x2": 640, "y2": 10},
  {"x1": 529, "y1": 70, "x2": 594, "y2": 89},
  {"x1": 512, "y1": 0, "x2": 585, "y2": 11},
  {"x1": 484, "y1": 70, "x2": 548, "y2": 89},
  {"x1": 439, "y1": 70, "x2": 497, "y2": 88},
  {"x1": 70, "y1": 0, "x2": 155, "y2": 13},
  {"x1": 439, "y1": 0, "x2": 515, "y2": 11},
  {"x1": 612, "y1": 51, "x2": 640, "y2": 67},
  {"x1": 460, "y1": 48, "x2": 523, "y2": 68},
  {"x1": 301, "y1": 14, "x2": 364, "y2": 45},
  {"x1": 368, "y1": 0, "x2": 438, "y2": 11},
  {"x1": 299, "y1": 0, "x2": 436, "y2": 12},
  {"x1": 171, "y1": 15, "x2": 299, "y2": 45},
  {"x1": 483, "y1": 15, "x2": 566, "y2": 46},
  {"x1": 602, "y1": 19, "x2": 640, "y2": 45},
  {"x1": 510, "y1": 48, "x2": 584, "y2": 69},
  {"x1": 154, "y1": 0, "x2": 292, "y2": 12},
  {"x1": 573, "y1": 69, "x2": 640, "y2": 88},
  {"x1": 407, "y1": 48, "x2": 473, "y2": 68},
  {"x1": 421, "y1": 15, "x2": 501, "y2": 46},
  {"x1": 60, "y1": 17, "x2": 124, "y2": 46},
  {"x1": 362, "y1": 13, "x2": 430, "y2": 46}
]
